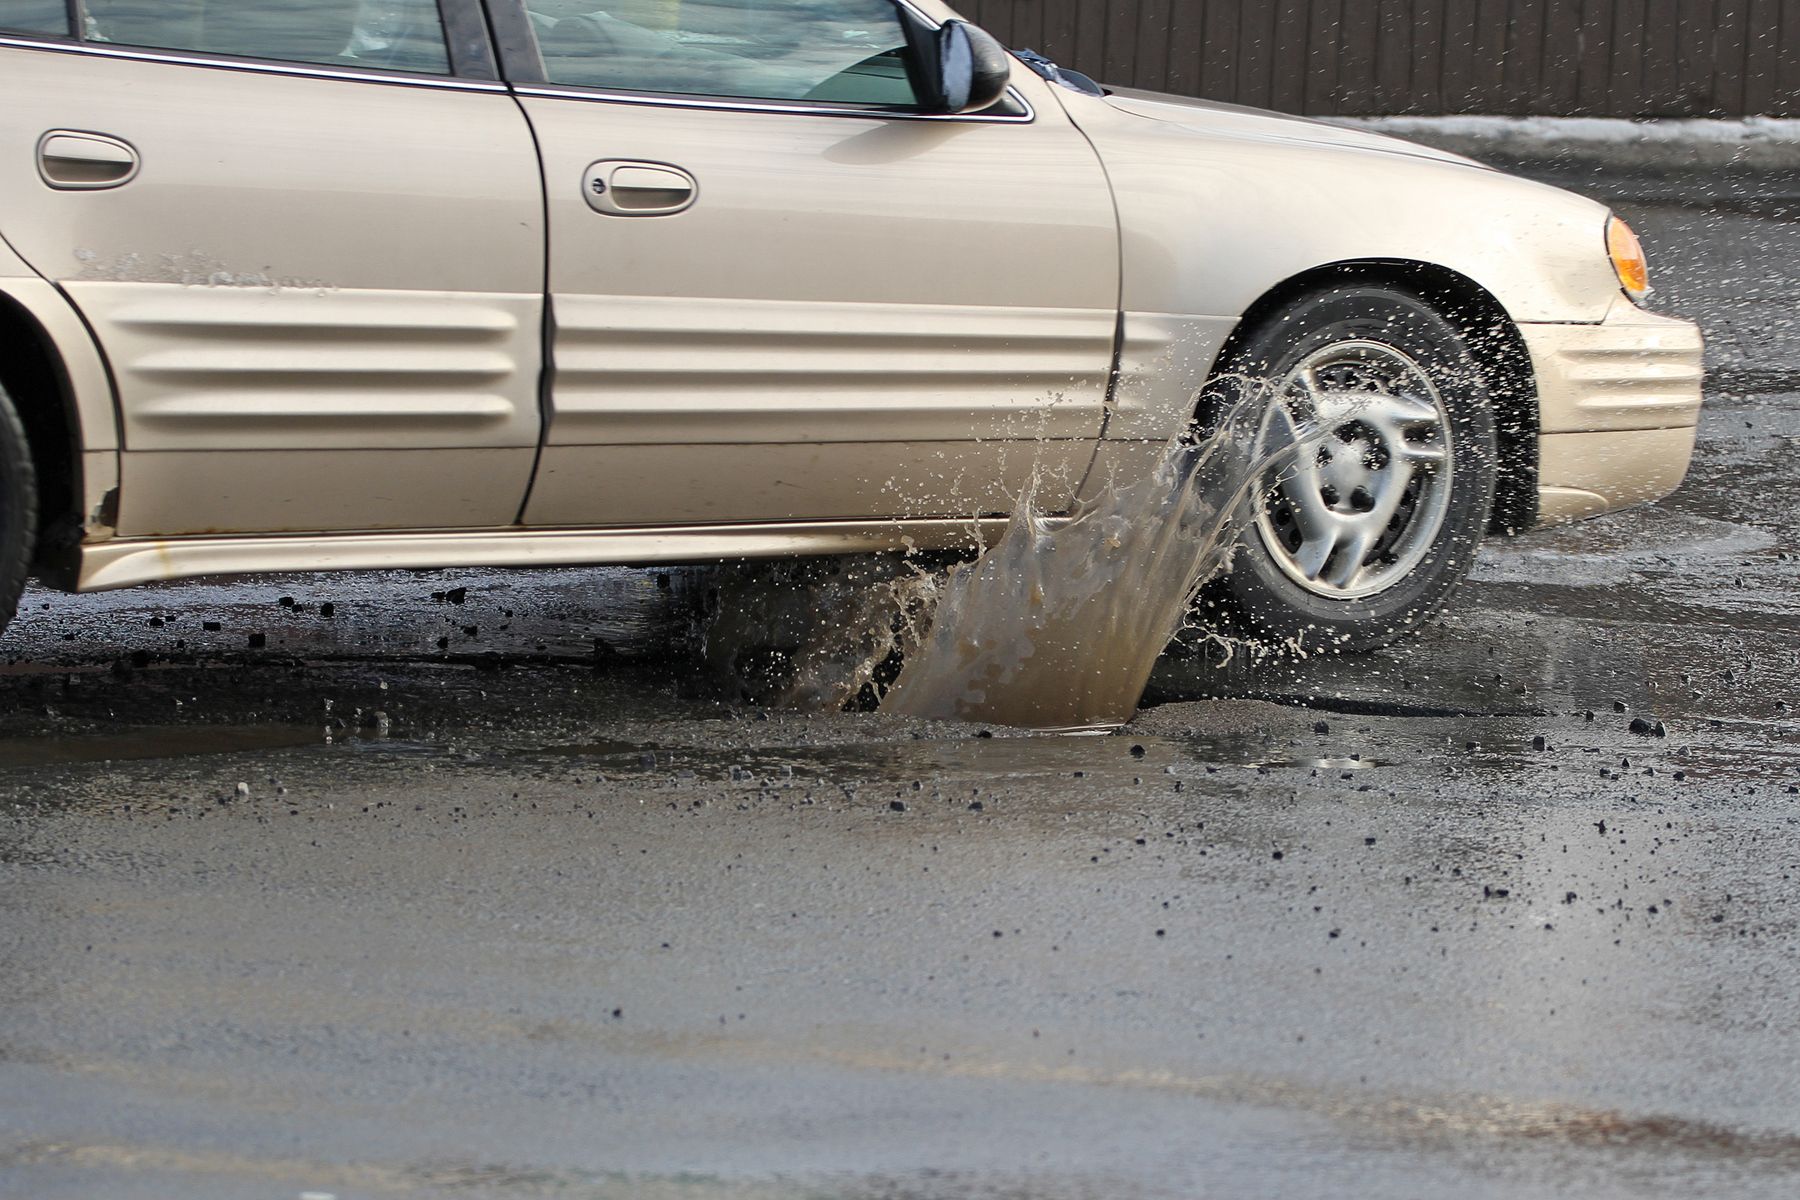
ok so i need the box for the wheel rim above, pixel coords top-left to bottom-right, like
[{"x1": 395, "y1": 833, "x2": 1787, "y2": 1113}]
[{"x1": 1250, "y1": 339, "x2": 1455, "y2": 601}]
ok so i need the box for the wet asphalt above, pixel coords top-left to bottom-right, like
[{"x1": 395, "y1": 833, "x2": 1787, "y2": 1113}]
[{"x1": 1, "y1": 162, "x2": 1798, "y2": 1200}]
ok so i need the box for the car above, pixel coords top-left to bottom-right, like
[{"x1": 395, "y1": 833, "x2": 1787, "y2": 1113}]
[{"x1": 0, "y1": 0, "x2": 1702, "y2": 652}]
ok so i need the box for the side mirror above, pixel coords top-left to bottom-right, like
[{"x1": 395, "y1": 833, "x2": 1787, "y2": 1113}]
[{"x1": 910, "y1": 19, "x2": 1012, "y2": 114}]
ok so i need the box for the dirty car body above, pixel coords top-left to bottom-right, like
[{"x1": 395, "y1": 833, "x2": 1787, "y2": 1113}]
[{"x1": 0, "y1": 0, "x2": 1702, "y2": 647}]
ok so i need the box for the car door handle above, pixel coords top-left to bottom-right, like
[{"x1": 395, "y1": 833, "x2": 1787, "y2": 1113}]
[
  {"x1": 581, "y1": 160, "x2": 697, "y2": 216},
  {"x1": 37, "y1": 130, "x2": 140, "y2": 190}
]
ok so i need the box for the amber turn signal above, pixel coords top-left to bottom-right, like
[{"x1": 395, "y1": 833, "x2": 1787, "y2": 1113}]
[{"x1": 1607, "y1": 215, "x2": 1650, "y2": 300}]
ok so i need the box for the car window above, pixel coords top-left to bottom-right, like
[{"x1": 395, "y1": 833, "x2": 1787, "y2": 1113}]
[
  {"x1": 532, "y1": 0, "x2": 922, "y2": 108},
  {"x1": 0, "y1": 1, "x2": 70, "y2": 35},
  {"x1": 78, "y1": 0, "x2": 451, "y2": 75}
]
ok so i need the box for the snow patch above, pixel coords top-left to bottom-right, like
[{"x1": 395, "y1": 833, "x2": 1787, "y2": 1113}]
[{"x1": 1327, "y1": 115, "x2": 1800, "y2": 169}]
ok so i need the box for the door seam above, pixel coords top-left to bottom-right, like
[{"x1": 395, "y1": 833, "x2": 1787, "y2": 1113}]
[{"x1": 505, "y1": 87, "x2": 556, "y2": 528}]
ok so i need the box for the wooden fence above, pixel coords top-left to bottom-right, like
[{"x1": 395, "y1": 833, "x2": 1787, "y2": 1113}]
[{"x1": 955, "y1": 1, "x2": 1800, "y2": 117}]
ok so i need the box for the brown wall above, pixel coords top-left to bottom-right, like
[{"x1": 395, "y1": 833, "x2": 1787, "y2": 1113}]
[{"x1": 956, "y1": 1, "x2": 1800, "y2": 117}]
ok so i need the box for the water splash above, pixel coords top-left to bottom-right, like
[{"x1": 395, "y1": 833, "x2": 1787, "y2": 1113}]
[
  {"x1": 881, "y1": 394, "x2": 1288, "y2": 730},
  {"x1": 693, "y1": 382, "x2": 1325, "y2": 730}
]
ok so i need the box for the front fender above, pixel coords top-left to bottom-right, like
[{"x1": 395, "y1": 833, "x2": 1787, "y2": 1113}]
[{"x1": 1057, "y1": 91, "x2": 1621, "y2": 441}]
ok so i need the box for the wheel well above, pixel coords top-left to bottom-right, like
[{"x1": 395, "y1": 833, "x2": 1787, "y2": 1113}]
[
  {"x1": 0, "y1": 292, "x2": 85, "y2": 569},
  {"x1": 1205, "y1": 260, "x2": 1539, "y2": 535}
]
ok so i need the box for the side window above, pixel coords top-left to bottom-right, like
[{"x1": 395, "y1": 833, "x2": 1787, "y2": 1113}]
[
  {"x1": 0, "y1": 1, "x2": 71, "y2": 35},
  {"x1": 533, "y1": 0, "x2": 922, "y2": 108},
  {"x1": 79, "y1": 0, "x2": 451, "y2": 74}
]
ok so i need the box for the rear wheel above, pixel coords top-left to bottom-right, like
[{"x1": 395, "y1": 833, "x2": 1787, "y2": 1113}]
[
  {"x1": 1198, "y1": 285, "x2": 1498, "y2": 652},
  {"x1": 0, "y1": 382, "x2": 38, "y2": 639}
]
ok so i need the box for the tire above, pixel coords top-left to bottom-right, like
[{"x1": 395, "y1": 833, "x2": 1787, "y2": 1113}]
[
  {"x1": 0, "y1": 382, "x2": 37, "y2": 639},
  {"x1": 1196, "y1": 285, "x2": 1498, "y2": 653}
]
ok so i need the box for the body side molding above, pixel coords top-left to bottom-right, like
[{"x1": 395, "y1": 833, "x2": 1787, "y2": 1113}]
[{"x1": 75, "y1": 518, "x2": 1014, "y2": 592}]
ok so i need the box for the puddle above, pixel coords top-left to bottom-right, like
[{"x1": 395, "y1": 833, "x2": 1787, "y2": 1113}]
[
  {"x1": 534, "y1": 738, "x2": 652, "y2": 760},
  {"x1": 521, "y1": 730, "x2": 1390, "y2": 787},
  {"x1": 0, "y1": 724, "x2": 324, "y2": 767},
  {"x1": 1278, "y1": 756, "x2": 1389, "y2": 771},
  {"x1": 0, "y1": 724, "x2": 428, "y2": 768}
]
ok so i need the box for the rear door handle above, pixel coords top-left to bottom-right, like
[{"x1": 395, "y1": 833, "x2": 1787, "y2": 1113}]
[
  {"x1": 38, "y1": 130, "x2": 140, "y2": 189},
  {"x1": 581, "y1": 160, "x2": 697, "y2": 216}
]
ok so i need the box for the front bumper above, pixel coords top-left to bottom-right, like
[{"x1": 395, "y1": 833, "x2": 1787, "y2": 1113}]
[{"x1": 1517, "y1": 296, "x2": 1704, "y2": 525}]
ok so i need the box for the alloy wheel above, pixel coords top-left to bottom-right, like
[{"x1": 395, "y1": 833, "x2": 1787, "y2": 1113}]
[{"x1": 1250, "y1": 339, "x2": 1456, "y2": 600}]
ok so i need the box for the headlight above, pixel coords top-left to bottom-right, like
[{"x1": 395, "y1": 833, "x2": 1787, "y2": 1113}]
[{"x1": 1607, "y1": 215, "x2": 1650, "y2": 301}]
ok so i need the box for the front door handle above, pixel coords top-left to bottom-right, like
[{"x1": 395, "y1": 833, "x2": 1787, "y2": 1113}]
[
  {"x1": 581, "y1": 160, "x2": 697, "y2": 216},
  {"x1": 38, "y1": 130, "x2": 140, "y2": 190}
]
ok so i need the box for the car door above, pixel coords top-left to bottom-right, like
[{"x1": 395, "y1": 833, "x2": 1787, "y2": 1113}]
[
  {"x1": 502, "y1": 0, "x2": 1120, "y2": 527},
  {"x1": 0, "y1": 0, "x2": 545, "y2": 537}
]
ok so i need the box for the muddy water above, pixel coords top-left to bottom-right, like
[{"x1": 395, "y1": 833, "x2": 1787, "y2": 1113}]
[
  {"x1": 695, "y1": 391, "x2": 1316, "y2": 731},
  {"x1": 0, "y1": 724, "x2": 323, "y2": 768},
  {"x1": 881, "y1": 419, "x2": 1272, "y2": 730}
]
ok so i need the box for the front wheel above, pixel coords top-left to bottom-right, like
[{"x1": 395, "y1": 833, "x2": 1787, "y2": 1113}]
[{"x1": 1197, "y1": 285, "x2": 1498, "y2": 653}]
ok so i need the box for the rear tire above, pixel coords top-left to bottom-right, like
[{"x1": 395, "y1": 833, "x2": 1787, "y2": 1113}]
[
  {"x1": 0, "y1": 382, "x2": 38, "y2": 638},
  {"x1": 1196, "y1": 285, "x2": 1498, "y2": 653}
]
